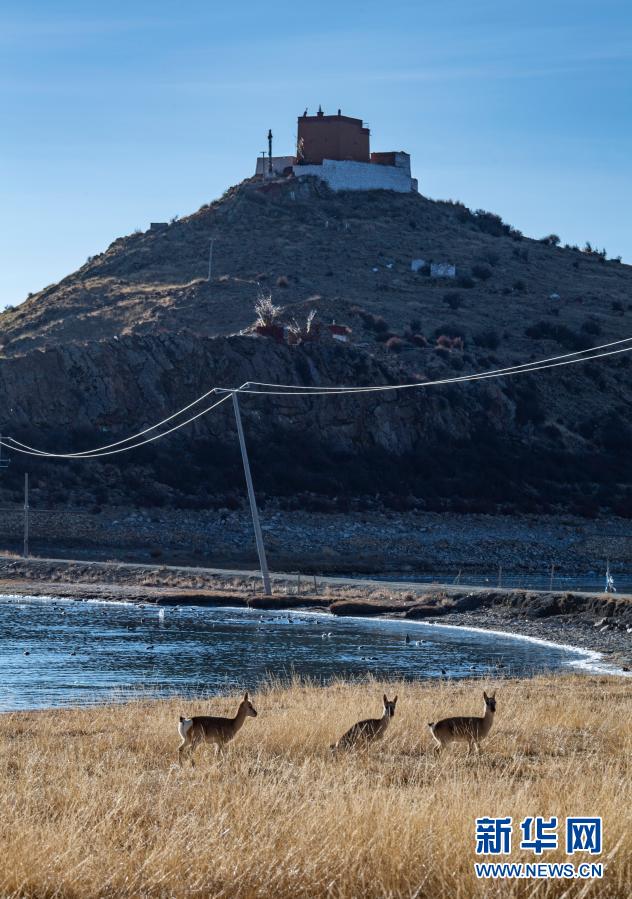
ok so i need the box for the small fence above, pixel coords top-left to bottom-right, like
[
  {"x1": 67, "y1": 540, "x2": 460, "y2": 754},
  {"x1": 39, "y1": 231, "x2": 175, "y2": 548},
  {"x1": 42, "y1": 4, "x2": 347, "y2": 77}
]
[{"x1": 370, "y1": 570, "x2": 627, "y2": 596}]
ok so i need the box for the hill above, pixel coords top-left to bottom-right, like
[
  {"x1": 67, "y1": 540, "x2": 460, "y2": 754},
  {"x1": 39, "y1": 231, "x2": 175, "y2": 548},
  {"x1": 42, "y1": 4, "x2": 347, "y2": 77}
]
[{"x1": 1, "y1": 175, "x2": 631, "y2": 517}]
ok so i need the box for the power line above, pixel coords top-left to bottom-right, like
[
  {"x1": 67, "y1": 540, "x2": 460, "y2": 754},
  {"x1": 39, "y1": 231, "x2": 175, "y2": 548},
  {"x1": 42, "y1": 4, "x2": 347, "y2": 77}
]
[
  {"x1": 1, "y1": 338, "x2": 632, "y2": 460},
  {"x1": 241, "y1": 335, "x2": 632, "y2": 394},
  {"x1": 6, "y1": 384, "x2": 225, "y2": 458},
  {"x1": 1, "y1": 393, "x2": 232, "y2": 459},
  {"x1": 6, "y1": 336, "x2": 631, "y2": 459},
  {"x1": 219, "y1": 342, "x2": 632, "y2": 397}
]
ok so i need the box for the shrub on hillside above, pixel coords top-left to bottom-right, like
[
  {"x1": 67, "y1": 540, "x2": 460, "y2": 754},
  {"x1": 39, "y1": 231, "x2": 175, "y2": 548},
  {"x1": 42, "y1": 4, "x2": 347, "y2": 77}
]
[
  {"x1": 525, "y1": 321, "x2": 590, "y2": 351},
  {"x1": 472, "y1": 264, "x2": 493, "y2": 281},
  {"x1": 436, "y1": 334, "x2": 464, "y2": 351},
  {"x1": 371, "y1": 315, "x2": 389, "y2": 333},
  {"x1": 353, "y1": 309, "x2": 390, "y2": 333},
  {"x1": 443, "y1": 292, "x2": 463, "y2": 310},
  {"x1": 433, "y1": 323, "x2": 466, "y2": 340},
  {"x1": 474, "y1": 329, "x2": 501, "y2": 350},
  {"x1": 582, "y1": 242, "x2": 608, "y2": 262},
  {"x1": 580, "y1": 317, "x2": 602, "y2": 337},
  {"x1": 472, "y1": 210, "x2": 508, "y2": 237},
  {"x1": 539, "y1": 234, "x2": 561, "y2": 246},
  {"x1": 457, "y1": 276, "x2": 476, "y2": 289},
  {"x1": 481, "y1": 249, "x2": 500, "y2": 266},
  {"x1": 385, "y1": 336, "x2": 406, "y2": 353},
  {"x1": 276, "y1": 275, "x2": 289, "y2": 288},
  {"x1": 513, "y1": 247, "x2": 529, "y2": 263},
  {"x1": 451, "y1": 204, "x2": 521, "y2": 239}
]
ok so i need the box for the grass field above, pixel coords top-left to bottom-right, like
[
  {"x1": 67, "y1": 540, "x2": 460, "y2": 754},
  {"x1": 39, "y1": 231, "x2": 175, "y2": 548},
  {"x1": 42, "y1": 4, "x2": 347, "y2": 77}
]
[{"x1": 0, "y1": 675, "x2": 630, "y2": 898}]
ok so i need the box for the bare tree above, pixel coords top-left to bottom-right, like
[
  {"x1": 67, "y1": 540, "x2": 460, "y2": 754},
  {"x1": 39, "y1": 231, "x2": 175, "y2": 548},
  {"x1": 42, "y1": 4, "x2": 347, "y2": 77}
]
[
  {"x1": 254, "y1": 286, "x2": 281, "y2": 327},
  {"x1": 288, "y1": 309, "x2": 317, "y2": 343}
]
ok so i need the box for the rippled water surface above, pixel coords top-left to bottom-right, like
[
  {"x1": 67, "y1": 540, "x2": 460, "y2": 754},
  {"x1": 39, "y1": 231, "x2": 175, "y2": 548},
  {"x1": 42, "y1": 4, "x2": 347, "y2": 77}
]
[{"x1": 0, "y1": 595, "x2": 592, "y2": 711}]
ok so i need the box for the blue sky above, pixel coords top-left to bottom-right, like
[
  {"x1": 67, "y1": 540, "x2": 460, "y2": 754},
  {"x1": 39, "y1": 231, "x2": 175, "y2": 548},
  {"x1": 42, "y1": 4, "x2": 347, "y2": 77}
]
[{"x1": 1, "y1": 0, "x2": 631, "y2": 307}]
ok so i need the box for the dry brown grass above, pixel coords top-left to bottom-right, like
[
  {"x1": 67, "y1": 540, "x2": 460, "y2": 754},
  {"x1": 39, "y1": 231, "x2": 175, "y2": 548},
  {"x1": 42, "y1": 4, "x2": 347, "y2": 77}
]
[{"x1": 0, "y1": 675, "x2": 630, "y2": 898}]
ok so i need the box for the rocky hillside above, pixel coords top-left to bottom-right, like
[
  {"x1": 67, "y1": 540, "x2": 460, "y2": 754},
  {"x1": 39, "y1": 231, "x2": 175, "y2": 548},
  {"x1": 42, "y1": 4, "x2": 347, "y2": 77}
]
[{"x1": 1, "y1": 175, "x2": 631, "y2": 517}]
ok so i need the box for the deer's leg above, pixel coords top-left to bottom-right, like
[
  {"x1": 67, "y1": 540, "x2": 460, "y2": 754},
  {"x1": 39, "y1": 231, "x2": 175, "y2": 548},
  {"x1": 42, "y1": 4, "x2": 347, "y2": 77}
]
[
  {"x1": 178, "y1": 737, "x2": 192, "y2": 767},
  {"x1": 215, "y1": 741, "x2": 227, "y2": 759},
  {"x1": 186, "y1": 736, "x2": 202, "y2": 768}
]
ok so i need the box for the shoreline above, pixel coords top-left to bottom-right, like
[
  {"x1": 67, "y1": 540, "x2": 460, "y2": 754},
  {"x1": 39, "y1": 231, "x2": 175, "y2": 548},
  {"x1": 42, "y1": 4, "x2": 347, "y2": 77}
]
[
  {"x1": 425, "y1": 617, "x2": 625, "y2": 677},
  {"x1": 1, "y1": 600, "x2": 627, "y2": 719},
  {"x1": 0, "y1": 555, "x2": 630, "y2": 673},
  {"x1": 432, "y1": 606, "x2": 631, "y2": 671},
  {"x1": 2, "y1": 565, "x2": 631, "y2": 681}
]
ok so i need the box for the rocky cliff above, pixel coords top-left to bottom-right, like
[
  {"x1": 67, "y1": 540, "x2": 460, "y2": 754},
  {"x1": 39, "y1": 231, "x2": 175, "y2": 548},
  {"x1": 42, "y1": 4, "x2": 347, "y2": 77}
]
[{"x1": 1, "y1": 176, "x2": 631, "y2": 516}]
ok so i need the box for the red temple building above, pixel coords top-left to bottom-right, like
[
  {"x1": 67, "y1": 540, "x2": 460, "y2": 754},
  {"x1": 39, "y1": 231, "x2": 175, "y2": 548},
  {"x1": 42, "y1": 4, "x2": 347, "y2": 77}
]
[{"x1": 255, "y1": 106, "x2": 417, "y2": 193}]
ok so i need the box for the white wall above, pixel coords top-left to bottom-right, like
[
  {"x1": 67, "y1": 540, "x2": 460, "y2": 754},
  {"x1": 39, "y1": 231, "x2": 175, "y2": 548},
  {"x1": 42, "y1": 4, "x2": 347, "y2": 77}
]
[
  {"x1": 391, "y1": 152, "x2": 411, "y2": 176},
  {"x1": 255, "y1": 156, "x2": 296, "y2": 176},
  {"x1": 293, "y1": 159, "x2": 415, "y2": 193}
]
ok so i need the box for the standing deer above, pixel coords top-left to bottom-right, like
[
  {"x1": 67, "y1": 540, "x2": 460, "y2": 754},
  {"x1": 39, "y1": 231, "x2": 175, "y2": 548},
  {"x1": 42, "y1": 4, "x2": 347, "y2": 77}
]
[
  {"x1": 178, "y1": 692, "x2": 258, "y2": 765},
  {"x1": 331, "y1": 694, "x2": 398, "y2": 751},
  {"x1": 428, "y1": 690, "x2": 496, "y2": 754}
]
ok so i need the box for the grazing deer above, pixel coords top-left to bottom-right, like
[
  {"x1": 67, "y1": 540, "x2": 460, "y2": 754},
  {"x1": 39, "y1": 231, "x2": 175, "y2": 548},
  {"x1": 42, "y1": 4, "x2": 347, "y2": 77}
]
[
  {"x1": 331, "y1": 694, "x2": 398, "y2": 752},
  {"x1": 428, "y1": 690, "x2": 496, "y2": 754},
  {"x1": 178, "y1": 692, "x2": 258, "y2": 765}
]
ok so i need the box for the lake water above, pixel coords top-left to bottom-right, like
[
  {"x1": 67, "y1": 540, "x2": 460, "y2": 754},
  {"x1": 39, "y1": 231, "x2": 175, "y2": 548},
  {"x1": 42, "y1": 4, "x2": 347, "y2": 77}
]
[{"x1": 0, "y1": 595, "x2": 596, "y2": 711}]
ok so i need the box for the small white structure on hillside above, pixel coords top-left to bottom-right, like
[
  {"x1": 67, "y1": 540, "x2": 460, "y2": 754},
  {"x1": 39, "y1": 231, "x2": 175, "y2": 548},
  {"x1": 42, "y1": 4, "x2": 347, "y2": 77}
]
[
  {"x1": 411, "y1": 260, "x2": 456, "y2": 277},
  {"x1": 430, "y1": 262, "x2": 456, "y2": 278}
]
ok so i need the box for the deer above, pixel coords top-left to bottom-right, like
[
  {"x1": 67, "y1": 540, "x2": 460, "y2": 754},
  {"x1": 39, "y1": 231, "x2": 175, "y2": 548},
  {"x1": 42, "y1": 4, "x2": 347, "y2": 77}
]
[
  {"x1": 178, "y1": 692, "x2": 258, "y2": 766},
  {"x1": 331, "y1": 694, "x2": 398, "y2": 752},
  {"x1": 428, "y1": 690, "x2": 496, "y2": 754}
]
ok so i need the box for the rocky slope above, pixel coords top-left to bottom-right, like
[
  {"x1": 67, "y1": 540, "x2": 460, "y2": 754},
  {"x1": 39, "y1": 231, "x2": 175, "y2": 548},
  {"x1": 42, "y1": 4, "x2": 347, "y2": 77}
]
[{"x1": 1, "y1": 175, "x2": 631, "y2": 516}]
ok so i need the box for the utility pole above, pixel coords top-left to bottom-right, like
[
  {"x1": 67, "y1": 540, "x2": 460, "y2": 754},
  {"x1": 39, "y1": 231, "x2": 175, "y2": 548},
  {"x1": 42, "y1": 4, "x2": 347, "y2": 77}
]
[
  {"x1": 232, "y1": 392, "x2": 271, "y2": 595},
  {"x1": 23, "y1": 472, "x2": 29, "y2": 559}
]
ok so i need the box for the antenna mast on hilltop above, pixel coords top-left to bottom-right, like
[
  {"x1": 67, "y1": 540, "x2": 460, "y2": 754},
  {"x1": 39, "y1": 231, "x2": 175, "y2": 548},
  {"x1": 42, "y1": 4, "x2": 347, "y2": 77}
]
[{"x1": 267, "y1": 129, "x2": 273, "y2": 175}]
